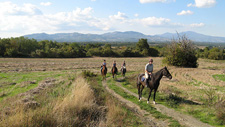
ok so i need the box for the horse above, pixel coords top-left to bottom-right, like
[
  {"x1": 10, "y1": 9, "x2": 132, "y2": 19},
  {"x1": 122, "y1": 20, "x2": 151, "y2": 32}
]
[
  {"x1": 111, "y1": 66, "x2": 118, "y2": 78},
  {"x1": 137, "y1": 66, "x2": 172, "y2": 104},
  {"x1": 121, "y1": 66, "x2": 126, "y2": 77},
  {"x1": 101, "y1": 65, "x2": 107, "y2": 80}
]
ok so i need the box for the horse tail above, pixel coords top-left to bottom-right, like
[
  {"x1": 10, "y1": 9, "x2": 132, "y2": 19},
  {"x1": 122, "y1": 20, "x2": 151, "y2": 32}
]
[{"x1": 137, "y1": 74, "x2": 141, "y2": 88}]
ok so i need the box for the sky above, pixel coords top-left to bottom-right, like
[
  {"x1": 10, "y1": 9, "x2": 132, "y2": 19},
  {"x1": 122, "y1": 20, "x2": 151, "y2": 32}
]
[{"x1": 0, "y1": 0, "x2": 224, "y2": 38}]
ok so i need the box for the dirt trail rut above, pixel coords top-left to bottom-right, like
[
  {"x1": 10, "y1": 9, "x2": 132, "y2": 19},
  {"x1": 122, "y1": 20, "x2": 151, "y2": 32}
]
[
  {"x1": 114, "y1": 78, "x2": 213, "y2": 127},
  {"x1": 102, "y1": 79, "x2": 168, "y2": 127}
]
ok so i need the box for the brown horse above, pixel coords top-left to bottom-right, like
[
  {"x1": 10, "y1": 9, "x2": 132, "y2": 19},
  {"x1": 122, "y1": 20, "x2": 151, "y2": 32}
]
[
  {"x1": 111, "y1": 66, "x2": 117, "y2": 78},
  {"x1": 101, "y1": 65, "x2": 107, "y2": 80},
  {"x1": 137, "y1": 67, "x2": 172, "y2": 104}
]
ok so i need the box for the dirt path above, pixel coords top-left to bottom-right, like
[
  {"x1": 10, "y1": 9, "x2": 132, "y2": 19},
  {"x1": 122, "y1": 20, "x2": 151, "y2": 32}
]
[
  {"x1": 114, "y1": 78, "x2": 213, "y2": 127},
  {"x1": 102, "y1": 79, "x2": 168, "y2": 127}
]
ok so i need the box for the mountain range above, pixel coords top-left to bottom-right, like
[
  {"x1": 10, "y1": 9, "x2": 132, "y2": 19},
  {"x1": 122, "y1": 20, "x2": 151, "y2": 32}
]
[{"x1": 24, "y1": 31, "x2": 225, "y2": 43}]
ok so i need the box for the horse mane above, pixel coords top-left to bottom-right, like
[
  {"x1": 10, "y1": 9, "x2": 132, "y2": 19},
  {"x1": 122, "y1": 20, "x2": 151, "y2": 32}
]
[{"x1": 153, "y1": 66, "x2": 166, "y2": 76}]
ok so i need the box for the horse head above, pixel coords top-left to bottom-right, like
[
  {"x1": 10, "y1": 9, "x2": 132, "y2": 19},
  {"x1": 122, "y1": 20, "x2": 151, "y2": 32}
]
[{"x1": 162, "y1": 66, "x2": 172, "y2": 79}]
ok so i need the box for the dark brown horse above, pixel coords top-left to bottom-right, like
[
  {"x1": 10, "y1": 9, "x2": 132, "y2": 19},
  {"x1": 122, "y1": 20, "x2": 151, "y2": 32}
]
[
  {"x1": 121, "y1": 66, "x2": 126, "y2": 77},
  {"x1": 111, "y1": 66, "x2": 117, "y2": 78},
  {"x1": 101, "y1": 65, "x2": 107, "y2": 80},
  {"x1": 137, "y1": 67, "x2": 172, "y2": 104}
]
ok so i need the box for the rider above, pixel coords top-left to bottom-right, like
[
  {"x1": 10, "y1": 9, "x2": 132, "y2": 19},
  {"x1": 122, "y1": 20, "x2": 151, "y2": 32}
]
[
  {"x1": 112, "y1": 60, "x2": 117, "y2": 73},
  {"x1": 121, "y1": 61, "x2": 126, "y2": 69},
  {"x1": 145, "y1": 58, "x2": 153, "y2": 88},
  {"x1": 101, "y1": 60, "x2": 107, "y2": 72}
]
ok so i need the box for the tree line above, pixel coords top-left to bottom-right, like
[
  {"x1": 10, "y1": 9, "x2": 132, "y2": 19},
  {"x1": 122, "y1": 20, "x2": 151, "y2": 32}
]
[
  {"x1": 0, "y1": 37, "x2": 224, "y2": 61},
  {"x1": 0, "y1": 37, "x2": 159, "y2": 58}
]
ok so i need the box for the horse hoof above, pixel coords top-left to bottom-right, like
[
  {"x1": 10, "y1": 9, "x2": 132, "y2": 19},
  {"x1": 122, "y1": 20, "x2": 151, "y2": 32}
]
[
  {"x1": 147, "y1": 101, "x2": 149, "y2": 104},
  {"x1": 153, "y1": 101, "x2": 156, "y2": 105},
  {"x1": 139, "y1": 99, "x2": 140, "y2": 102}
]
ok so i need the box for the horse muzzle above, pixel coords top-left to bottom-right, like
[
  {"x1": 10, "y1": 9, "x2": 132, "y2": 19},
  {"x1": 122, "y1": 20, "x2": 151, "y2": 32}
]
[{"x1": 168, "y1": 75, "x2": 172, "y2": 79}]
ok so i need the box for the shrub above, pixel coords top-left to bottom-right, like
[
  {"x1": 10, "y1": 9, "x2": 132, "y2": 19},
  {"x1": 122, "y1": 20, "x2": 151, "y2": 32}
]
[
  {"x1": 82, "y1": 70, "x2": 97, "y2": 78},
  {"x1": 201, "y1": 88, "x2": 216, "y2": 106},
  {"x1": 163, "y1": 34, "x2": 198, "y2": 68},
  {"x1": 215, "y1": 99, "x2": 225, "y2": 125}
]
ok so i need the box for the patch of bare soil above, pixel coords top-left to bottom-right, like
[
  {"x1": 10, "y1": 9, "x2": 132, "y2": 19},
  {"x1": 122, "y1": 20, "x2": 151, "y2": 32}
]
[
  {"x1": 102, "y1": 78, "x2": 168, "y2": 127},
  {"x1": 115, "y1": 78, "x2": 213, "y2": 127}
]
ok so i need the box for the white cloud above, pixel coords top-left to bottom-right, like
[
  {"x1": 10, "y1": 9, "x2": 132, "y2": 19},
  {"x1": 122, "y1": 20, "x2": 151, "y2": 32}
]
[
  {"x1": 0, "y1": 2, "x2": 42, "y2": 16},
  {"x1": 188, "y1": 0, "x2": 216, "y2": 8},
  {"x1": 177, "y1": 10, "x2": 193, "y2": 16},
  {"x1": 134, "y1": 13, "x2": 139, "y2": 17},
  {"x1": 139, "y1": 0, "x2": 175, "y2": 3},
  {"x1": 40, "y1": 2, "x2": 52, "y2": 6},
  {"x1": 138, "y1": 17, "x2": 170, "y2": 26},
  {"x1": 91, "y1": 0, "x2": 96, "y2": 1},
  {"x1": 1, "y1": 1, "x2": 204, "y2": 38},
  {"x1": 109, "y1": 12, "x2": 128, "y2": 20},
  {"x1": 190, "y1": 23, "x2": 205, "y2": 27}
]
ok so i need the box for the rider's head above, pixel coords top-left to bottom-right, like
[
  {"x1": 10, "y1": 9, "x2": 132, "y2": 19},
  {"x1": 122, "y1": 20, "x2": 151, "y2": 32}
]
[
  {"x1": 104, "y1": 60, "x2": 106, "y2": 62},
  {"x1": 149, "y1": 59, "x2": 153, "y2": 64}
]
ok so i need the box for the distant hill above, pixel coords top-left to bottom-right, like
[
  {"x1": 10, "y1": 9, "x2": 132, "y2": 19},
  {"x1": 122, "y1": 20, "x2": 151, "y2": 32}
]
[{"x1": 24, "y1": 31, "x2": 225, "y2": 43}]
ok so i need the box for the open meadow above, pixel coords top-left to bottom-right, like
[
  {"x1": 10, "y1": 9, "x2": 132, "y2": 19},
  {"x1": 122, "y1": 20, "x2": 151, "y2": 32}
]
[{"x1": 0, "y1": 57, "x2": 224, "y2": 126}]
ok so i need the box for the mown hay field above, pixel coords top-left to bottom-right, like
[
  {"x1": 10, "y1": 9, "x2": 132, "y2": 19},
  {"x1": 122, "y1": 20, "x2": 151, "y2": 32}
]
[
  {"x1": 0, "y1": 57, "x2": 224, "y2": 126},
  {"x1": 0, "y1": 57, "x2": 224, "y2": 102}
]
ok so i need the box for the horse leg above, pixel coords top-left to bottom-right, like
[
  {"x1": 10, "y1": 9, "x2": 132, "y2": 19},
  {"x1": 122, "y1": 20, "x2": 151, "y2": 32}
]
[
  {"x1": 137, "y1": 84, "x2": 141, "y2": 101},
  {"x1": 147, "y1": 89, "x2": 153, "y2": 104},
  {"x1": 140, "y1": 85, "x2": 144, "y2": 101},
  {"x1": 153, "y1": 89, "x2": 157, "y2": 104}
]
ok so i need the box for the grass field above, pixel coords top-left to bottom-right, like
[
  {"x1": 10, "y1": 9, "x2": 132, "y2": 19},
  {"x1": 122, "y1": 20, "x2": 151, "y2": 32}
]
[{"x1": 0, "y1": 57, "x2": 224, "y2": 126}]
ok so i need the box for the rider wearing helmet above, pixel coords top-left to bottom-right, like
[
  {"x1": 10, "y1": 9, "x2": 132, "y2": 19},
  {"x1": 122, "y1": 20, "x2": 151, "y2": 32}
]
[{"x1": 145, "y1": 58, "x2": 153, "y2": 87}]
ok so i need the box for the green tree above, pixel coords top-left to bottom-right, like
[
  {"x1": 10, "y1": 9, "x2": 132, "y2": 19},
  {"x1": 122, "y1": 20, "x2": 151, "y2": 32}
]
[
  {"x1": 0, "y1": 38, "x2": 10, "y2": 57},
  {"x1": 136, "y1": 38, "x2": 150, "y2": 56},
  {"x1": 208, "y1": 47, "x2": 223, "y2": 60}
]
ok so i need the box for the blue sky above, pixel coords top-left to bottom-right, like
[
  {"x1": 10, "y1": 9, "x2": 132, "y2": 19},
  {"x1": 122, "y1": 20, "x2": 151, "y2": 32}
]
[{"x1": 0, "y1": 0, "x2": 224, "y2": 38}]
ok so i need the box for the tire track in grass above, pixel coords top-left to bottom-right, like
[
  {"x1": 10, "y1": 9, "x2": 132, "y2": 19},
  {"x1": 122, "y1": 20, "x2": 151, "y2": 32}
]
[{"x1": 115, "y1": 77, "x2": 213, "y2": 127}]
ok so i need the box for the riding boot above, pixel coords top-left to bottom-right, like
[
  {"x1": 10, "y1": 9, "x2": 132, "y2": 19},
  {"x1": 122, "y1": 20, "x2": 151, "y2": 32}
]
[{"x1": 145, "y1": 79, "x2": 149, "y2": 88}]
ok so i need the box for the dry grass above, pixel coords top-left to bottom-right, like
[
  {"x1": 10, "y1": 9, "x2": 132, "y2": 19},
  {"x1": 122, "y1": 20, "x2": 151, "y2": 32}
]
[
  {"x1": 105, "y1": 98, "x2": 126, "y2": 127},
  {"x1": 0, "y1": 76, "x2": 105, "y2": 127},
  {"x1": 53, "y1": 76, "x2": 105, "y2": 126},
  {"x1": 0, "y1": 72, "x2": 133, "y2": 127}
]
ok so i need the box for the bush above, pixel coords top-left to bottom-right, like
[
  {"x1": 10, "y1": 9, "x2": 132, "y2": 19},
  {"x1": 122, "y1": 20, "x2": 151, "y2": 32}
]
[
  {"x1": 82, "y1": 70, "x2": 97, "y2": 78},
  {"x1": 215, "y1": 99, "x2": 225, "y2": 125},
  {"x1": 163, "y1": 34, "x2": 198, "y2": 68}
]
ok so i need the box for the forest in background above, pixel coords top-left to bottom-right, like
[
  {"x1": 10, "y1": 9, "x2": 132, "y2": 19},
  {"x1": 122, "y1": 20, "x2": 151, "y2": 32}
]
[{"x1": 0, "y1": 37, "x2": 224, "y2": 60}]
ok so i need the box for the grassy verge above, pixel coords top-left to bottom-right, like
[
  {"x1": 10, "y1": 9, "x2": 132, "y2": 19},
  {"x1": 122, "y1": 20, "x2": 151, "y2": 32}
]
[
  {"x1": 85, "y1": 71, "x2": 145, "y2": 127},
  {"x1": 116, "y1": 71, "x2": 225, "y2": 127},
  {"x1": 106, "y1": 77, "x2": 181, "y2": 127}
]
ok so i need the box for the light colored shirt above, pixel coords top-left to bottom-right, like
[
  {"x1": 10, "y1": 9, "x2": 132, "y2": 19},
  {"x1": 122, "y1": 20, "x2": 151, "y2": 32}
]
[
  {"x1": 103, "y1": 62, "x2": 106, "y2": 66},
  {"x1": 145, "y1": 63, "x2": 153, "y2": 72}
]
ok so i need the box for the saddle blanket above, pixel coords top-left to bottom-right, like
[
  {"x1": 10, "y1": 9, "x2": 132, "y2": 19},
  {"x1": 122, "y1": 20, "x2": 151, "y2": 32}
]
[{"x1": 141, "y1": 76, "x2": 145, "y2": 82}]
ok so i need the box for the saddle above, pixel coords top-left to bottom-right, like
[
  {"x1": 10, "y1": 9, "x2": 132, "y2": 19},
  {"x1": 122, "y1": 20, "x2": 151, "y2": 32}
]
[{"x1": 141, "y1": 75, "x2": 151, "y2": 82}]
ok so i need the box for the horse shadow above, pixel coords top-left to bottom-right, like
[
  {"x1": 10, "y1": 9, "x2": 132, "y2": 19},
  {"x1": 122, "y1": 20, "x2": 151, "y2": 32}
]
[{"x1": 159, "y1": 93, "x2": 201, "y2": 106}]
